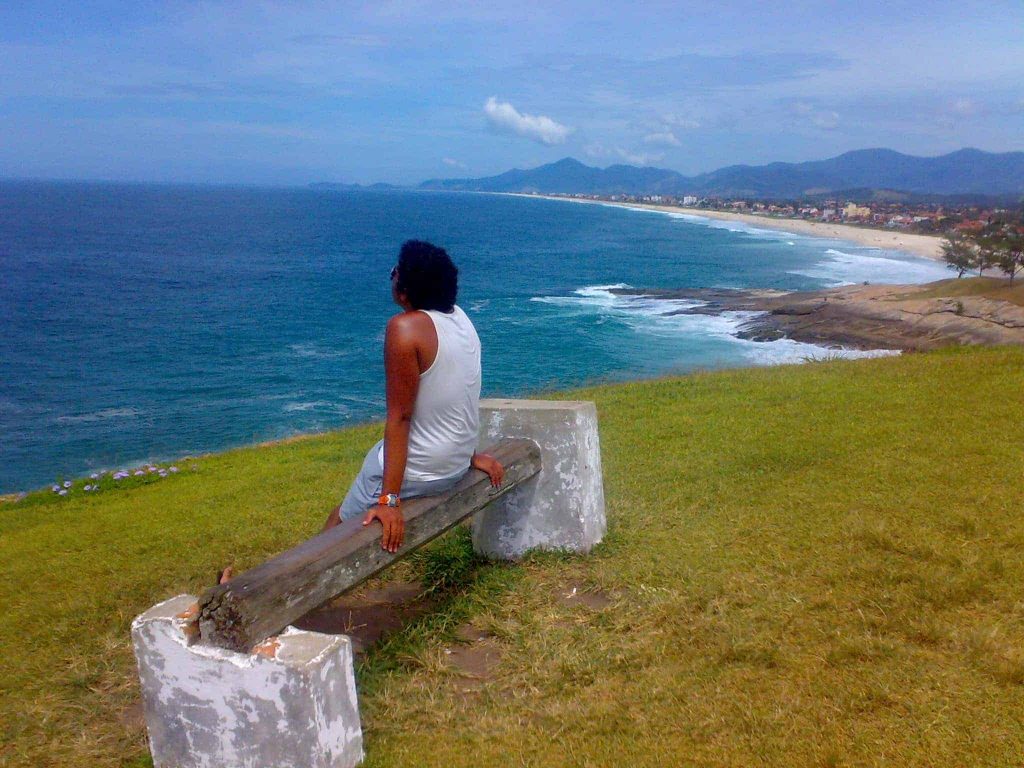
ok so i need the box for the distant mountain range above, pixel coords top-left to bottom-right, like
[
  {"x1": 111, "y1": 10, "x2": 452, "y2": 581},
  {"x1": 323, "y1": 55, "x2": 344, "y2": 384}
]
[{"x1": 415, "y1": 149, "x2": 1024, "y2": 200}]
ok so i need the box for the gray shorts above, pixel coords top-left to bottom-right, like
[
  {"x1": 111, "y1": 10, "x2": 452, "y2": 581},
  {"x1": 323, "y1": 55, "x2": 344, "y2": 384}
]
[{"x1": 338, "y1": 440, "x2": 469, "y2": 521}]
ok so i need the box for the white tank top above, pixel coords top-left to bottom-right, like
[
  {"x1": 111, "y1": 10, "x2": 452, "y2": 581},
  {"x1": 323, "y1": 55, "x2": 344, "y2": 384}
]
[{"x1": 381, "y1": 305, "x2": 481, "y2": 482}]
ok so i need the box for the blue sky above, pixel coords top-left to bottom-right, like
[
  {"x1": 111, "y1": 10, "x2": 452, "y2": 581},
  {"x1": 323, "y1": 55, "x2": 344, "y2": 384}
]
[{"x1": 1, "y1": 1, "x2": 1022, "y2": 185}]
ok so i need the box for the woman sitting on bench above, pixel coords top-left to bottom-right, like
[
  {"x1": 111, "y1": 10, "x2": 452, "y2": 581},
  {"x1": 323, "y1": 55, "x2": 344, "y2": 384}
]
[
  {"x1": 218, "y1": 240, "x2": 503, "y2": 583},
  {"x1": 321, "y1": 240, "x2": 503, "y2": 553}
]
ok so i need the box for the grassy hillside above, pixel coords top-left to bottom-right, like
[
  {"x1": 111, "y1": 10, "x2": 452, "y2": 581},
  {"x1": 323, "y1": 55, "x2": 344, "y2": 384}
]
[
  {"x1": 2, "y1": 347, "x2": 1024, "y2": 767},
  {"x1": 899, "y1": 276, "x2": 1024, "y2": 306}
]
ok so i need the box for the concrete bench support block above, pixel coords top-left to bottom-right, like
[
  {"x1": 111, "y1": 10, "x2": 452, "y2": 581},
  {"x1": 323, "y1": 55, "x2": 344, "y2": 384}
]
[
  {"x1": 473, "y1": 399, "x2": 606, "y2": 559},
  {"x1": 131, "y1": 594, "x2": 363, "y2": 768}
]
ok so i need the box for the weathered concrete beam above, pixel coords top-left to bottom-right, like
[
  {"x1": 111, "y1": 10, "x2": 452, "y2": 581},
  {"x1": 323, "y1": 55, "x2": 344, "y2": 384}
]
[
  {"x1": 197, "y1": 437, "x2": 541, "y2": 652},
  {"x1": 472, "y1": 399, "x2": 606, "y2": 559}
]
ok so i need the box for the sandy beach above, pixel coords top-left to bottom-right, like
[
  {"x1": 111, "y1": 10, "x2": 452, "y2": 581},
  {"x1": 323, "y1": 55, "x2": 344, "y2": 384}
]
[{"x1": 515, "y1": 194, "x2": 946, "y2": 261}]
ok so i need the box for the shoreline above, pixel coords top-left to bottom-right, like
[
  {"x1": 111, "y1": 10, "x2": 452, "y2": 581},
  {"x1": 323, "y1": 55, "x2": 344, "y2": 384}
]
[{"x1": 510, "y1": 193, "x2": 946, "y2": 261}]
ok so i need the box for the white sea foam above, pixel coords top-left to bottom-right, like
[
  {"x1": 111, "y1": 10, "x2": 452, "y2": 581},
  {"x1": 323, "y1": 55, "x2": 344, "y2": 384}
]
[
  {"x1": 550, "y1": 197, "x2": 945, "y2": 287},
  {"x1": 789, "y1": 248, "x2": 949, "y2": 287},
  {"x1": 56, "y1": 407, "x2": 143, "y2": 424},
  {"x1": 532, "y1": 283, "x2": 635, "y2": 307},
  {"x1": 678, "y1": 212, "x2": 950, "y2": 287},
  {"x1": 289, "y1": 342, "x2": 350, "y2": 359},
  {"x1": 531, "y1": 284, "x2": 707, "y2": 332},
  {"x1": 283, "y1": 400, "x2": 351, "y2": 414},
  {"x1": 649, "y1": 210, "x2": 809, "y2": 241},
  {"x1": 730, "y1": 334, "x2": 899, "y2": 365},
  {"x1": 531, "y1": 284, "x2": 899, "y2": 367},
  {"x1": 609, "y1": 205, "x2": 947, "y2": 286}
]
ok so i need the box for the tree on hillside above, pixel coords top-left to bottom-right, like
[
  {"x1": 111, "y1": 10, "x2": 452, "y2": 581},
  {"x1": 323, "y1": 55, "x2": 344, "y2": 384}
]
[
  {"x1": 994, "y1": 232, "x2": 1024, "y2": 283},
  {"x1": 941, "y1": 233, "x2": 976, "y2": 278},
  {"x1": 975, "y1": 234, "x2": 999, "y2": 277}
]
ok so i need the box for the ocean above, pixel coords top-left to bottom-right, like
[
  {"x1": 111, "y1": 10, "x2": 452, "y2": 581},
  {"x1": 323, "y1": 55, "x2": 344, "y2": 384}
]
[{"x1": 0, "y1": 182, "x2": 950, "y2": 493}]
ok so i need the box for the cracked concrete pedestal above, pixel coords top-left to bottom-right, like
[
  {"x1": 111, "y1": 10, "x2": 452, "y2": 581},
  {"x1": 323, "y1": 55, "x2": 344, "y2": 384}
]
[
  {"x1": 131, "y1": 594, "x2": 363, "y2": 768},
  {"x1": 473, "y1": 399, "x2": 606, "y2": 559}
]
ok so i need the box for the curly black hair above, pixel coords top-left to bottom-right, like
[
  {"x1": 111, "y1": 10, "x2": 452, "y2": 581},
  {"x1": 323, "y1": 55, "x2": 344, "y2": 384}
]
[{"x1": 394, "y1": 240, "x2": 458, "y2": 312}]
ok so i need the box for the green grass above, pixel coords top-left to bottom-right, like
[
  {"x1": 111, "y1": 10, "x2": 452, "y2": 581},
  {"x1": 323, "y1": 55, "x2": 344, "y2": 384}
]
[
  {"x1": 3, "y1": 347, "x2": 1024, "y2": 766},
  {"x1": 894, "y1": 276, "x2": 1024, "y2": 306}
]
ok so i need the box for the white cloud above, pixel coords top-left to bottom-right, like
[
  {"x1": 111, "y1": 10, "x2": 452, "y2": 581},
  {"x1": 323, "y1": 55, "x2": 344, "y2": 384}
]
[
  {"x1": 582, "y1": 143, "x2": 663, "y2": 166},
  {"x1": 642, "y1": 131, "x2": 681, "y2": 147},
  {"x1": 791, "y1": 101, "x2": 839, "y2": 130},
  {"x1": 951, "y1": 97, "x2": 977, "y2": 116},
  {"x1": 483, "y1": 96, "x2": 571, "y2": 145},
  {"x1": 812, "y1": 110, "x2": 839, "y2": 130},
  {"x1": 615, "y1": 148, "x2": 663, "y2": 166},
  {"x1": 442, "y1": 157, "x2": 467, "y2": 169},
  {"x1": 661, "y1": 113, "x2": 701, "y2": 130}
]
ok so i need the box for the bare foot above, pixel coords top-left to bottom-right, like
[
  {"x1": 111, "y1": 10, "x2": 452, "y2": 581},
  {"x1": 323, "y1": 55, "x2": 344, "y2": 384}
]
[{"x1": 217, "y1": 566, "x2": 233, "y2": 585}]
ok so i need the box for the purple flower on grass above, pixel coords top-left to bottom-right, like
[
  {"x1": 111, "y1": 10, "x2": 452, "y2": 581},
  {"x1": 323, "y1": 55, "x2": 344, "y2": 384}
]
[
  {"x1": 158, "y1": 471, "x2": 168, "y2": 477},
  {"x1": 58, "y1": 489, "x2": 68, "y2": 496},
  {"x1": 90, "y1": 473, "x2": 99, "y2": 479},
  {"x1": 134, "y1": 470, "x2": 145, "y2": 476},
  {"x1": 52, "y1": 485, "x2": 60, "y2": 492},
  {"x1": 63, "y1": 481, "x2": 72, "y2": 488},
  {"x1": 169, "y1": 466, "x2": 179, "y2": 473},
  {"x1": 84, "y1": 485, "x2": 92, "y2": 491}
]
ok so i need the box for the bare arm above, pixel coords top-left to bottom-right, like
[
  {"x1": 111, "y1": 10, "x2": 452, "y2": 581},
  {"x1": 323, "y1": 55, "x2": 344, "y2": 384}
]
[
  {"x1": 381, "y1": 315, "x2": 420, "y2": 498},
  {"x1": 362, "y1": 314, "x2": 420, "y2": 552}
]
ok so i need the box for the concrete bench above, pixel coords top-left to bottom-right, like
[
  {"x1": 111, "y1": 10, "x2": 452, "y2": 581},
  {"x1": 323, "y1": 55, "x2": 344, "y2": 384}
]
[{"x1": 132, "y1": 399, "x2": 605, "y2": 768}]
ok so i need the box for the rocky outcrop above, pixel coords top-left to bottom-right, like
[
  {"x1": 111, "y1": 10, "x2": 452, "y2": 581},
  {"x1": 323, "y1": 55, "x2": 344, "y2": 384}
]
[{"x1": 612, "y1": 283, "x2": 1024, "y2": 352}]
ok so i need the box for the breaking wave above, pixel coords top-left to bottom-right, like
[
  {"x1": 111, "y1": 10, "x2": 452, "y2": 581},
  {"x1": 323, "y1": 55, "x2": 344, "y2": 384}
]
[
  {"x1": 789, "y1": 248, "x2": 950, "y2": 287},
  {"x1": 530, "y1": 284, "x2": 898, "y2": 366}
]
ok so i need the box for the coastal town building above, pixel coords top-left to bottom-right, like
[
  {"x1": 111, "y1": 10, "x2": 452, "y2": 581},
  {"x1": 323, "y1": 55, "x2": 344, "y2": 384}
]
[
  {"x1": 843, "y1": 202, "x2": 872, "y2": 220},
  {"x1": 529, "y1": 191, "x2": 1021, "y2": 239}
]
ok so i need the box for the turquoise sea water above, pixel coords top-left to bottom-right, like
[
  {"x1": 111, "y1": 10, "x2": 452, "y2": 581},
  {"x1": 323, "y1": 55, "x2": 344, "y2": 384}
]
[{"x1": 0, "y1": 182, "x2": 949, "y2": 493}]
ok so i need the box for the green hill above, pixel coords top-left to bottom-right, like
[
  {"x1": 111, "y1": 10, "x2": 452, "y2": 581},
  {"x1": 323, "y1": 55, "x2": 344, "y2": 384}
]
[{"x1": 3, "y1": 347, "x2": 1024, "y2": 767}]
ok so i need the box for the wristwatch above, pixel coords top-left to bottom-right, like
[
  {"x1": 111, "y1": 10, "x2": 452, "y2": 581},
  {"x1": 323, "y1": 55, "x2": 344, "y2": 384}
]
[{"x1": 378, "y1": 493, "x2": 401, "y2": 508}]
